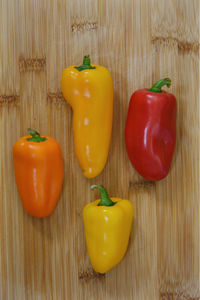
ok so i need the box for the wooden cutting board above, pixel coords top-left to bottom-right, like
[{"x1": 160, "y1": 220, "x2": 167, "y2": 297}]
[{"x1": 0, "y1": 0, "x2": 199, "y2": 299}]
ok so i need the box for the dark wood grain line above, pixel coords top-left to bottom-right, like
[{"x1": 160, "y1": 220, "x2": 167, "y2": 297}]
[
  {"x1": 19, "y1": 57, "x2": 46, "y2": 72},
  {"x1": 0, "y1": 95, "x2": 20, "y2": 106},
  {"x1": 152, "y1": 36, "x2": 199, "y2": 54},
  {"x1": 47, "y1": 92, "x2": 66, "y2": 105},
  {"x1": 160, "y1": 292, "x2": 199, "y2": 300},
  {"x1": 129, "y1": 180, "x2": 155, "y2": 191},
  {"x1": 71, "y1": 21, "x2": 98, "y2": 33},
  {"x1": 78, "y1": 268, "x2": 105, "y2": 281}
]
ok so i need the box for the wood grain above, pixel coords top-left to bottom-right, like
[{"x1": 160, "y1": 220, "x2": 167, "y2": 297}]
[{"x1": 0, "y1": 0, "x2": 199, "y2": 299}]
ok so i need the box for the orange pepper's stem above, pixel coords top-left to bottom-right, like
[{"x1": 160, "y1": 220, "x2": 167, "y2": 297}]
[
  {"x1": 27, "y1": 128, "x2": 47, "y2": 143},
  {"x1": 91, "y1": 185, "x2": 116, "y2": 206}
]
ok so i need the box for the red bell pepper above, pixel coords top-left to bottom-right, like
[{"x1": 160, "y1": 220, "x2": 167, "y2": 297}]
[{"x1": 125, "y1": 78, "x2": 177, "y2": 181}]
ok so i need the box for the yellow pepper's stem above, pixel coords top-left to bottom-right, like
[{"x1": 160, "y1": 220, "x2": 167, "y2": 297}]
[
  {"x1": 75, "y1": 55, "x2": 96, "y2": 72},
  {"x1": 91, "y1": 185, "x2": 116, "y2": 206}
]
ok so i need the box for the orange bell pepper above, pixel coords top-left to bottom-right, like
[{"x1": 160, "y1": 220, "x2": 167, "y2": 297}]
[{"x1": 13, "y1": 129, "x2": 63, "y2": 218}]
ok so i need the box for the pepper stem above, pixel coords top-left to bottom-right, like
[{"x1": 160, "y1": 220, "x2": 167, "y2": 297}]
[
  {"x1": 148, "y1": 78, "x2": 171, "y2": 93},
  {"x1": 75, "y1": 55, "x2": 96, "y2": 71},
  {"x1": 27, "y1": 128, "x2": 47, "y2": 142},
  {"x1": 91, "y1": 185, "x2": 116, "y2": 207}
]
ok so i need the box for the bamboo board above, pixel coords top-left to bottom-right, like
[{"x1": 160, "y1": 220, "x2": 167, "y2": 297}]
[{"x1": 0, "y1": 0, "x2": 199, "y2": 299}]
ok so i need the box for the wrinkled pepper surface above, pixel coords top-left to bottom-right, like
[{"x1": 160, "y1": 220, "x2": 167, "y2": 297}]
[
  {"x1": 125, "y1": 78, "x2": 177, "y2": 181},
  {"x1": 61, "y1": 55, "x2": 113, "y2": 178},
  {"x1": 13, "y1": 129, "x2": 63, "y2": 218},
  {"x1": 83, "y1": 185, "x2": 133, "y2": 274}
]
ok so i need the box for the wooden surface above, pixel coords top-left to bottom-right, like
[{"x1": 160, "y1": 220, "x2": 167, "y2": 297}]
[{"x1": 0, "y1": 0, "x2": 199, "y2": 299}]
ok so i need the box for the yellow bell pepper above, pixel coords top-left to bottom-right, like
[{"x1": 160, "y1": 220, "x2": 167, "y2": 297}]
[
  {"x1": 83, "y1": 185, "x2": 134, "y2": 274},
  {"x1": 61, "y1": 55, "x2": 113, "y2": 178}
]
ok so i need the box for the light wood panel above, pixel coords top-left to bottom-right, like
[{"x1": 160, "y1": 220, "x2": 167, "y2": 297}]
[{"x1": 0, "y1": 0, "x2": 199, "y2": 299}]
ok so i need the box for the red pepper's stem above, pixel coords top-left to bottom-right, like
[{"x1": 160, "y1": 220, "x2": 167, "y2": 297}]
[
  {"x1": 27, "y1": 128, "x2": 47, "y2": 142},
  {"x1": 75, "y1": 55, "x2": 96, "y2": 71},
  {"x1": 91, "y1": 185, "x2": 116, "y2": 207},
  {"x1": 148, "y1": 78, "x2": 171, "y2": 93}
]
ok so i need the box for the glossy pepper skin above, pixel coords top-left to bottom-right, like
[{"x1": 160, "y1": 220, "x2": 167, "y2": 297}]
[
  {"x1": 125, "y1": 78, "x2": 177, "y2": 181},
  {"x1": 83, "y1": 185, "x2": 133, "y2": 274},
  {"x1": 13, "y1": 129, "x2": 63, "y2": 218},
  {"x1": 61, "y1": 55, "x2": 113, "y2": 178}
]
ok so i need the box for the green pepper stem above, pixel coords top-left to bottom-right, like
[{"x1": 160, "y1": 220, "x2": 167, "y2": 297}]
[
  {"x1": 148, "y1": 78, "x2": 171, "y2": 93},
  {"x1": 75, "y1": 55, "x2": 96, "y2": 72},
  {"x1": 91, "y1": 185, "x2": 116, "y2": 207},
  {"x1": 27, "y1": 128, "x2": 47, "y2": 142}
]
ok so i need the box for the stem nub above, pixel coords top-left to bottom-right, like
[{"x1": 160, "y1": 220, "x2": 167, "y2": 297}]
[{"x1": 75, "y1": 55, "x2": 96, "y2": 71}]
